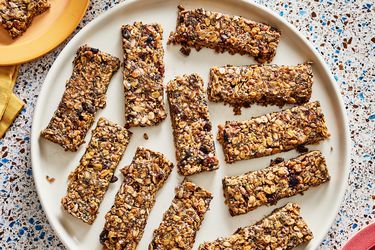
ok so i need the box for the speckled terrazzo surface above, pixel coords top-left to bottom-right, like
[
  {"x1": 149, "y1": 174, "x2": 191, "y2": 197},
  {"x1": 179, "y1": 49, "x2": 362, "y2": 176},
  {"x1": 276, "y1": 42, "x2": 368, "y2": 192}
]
[{"x1": 0, "y1": 0, "x2": 374, "y2": 249}]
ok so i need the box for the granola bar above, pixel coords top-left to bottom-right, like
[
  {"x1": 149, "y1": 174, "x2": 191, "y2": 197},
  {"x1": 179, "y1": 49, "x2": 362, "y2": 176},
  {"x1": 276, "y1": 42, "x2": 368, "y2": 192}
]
[
  {"x1": 122, "y1": 22, "x2": 167, "y2": 127},
  {"x1": 217, "y1": 101, "x2": 330, "y2": 163},
  {"x1": 167, "y1": 74, "x2": 219, "y2": 176},
  {"x1": 199, "y1": 202, "x2": 313, "y2": 249},
  {"x1": 100, "y1": 147, "x2": 174, "y2": 250},
  {"x1": 168, "y1": 6, "x2": 281, "y2": 63},
  {"x1": 208, "y1": 63, "x2": 313, "y2": 114},
  {"x1": 41, "y1": 46, "x2": 120, "y2": 151},
  {"x1": 149, "y1": 180, "x2": 213, "y2": 250},
  {"x1": 61, "y1": 118, "x2": 132, "y2": 224},
  {"x1": 0, "y1": 0, "x2": 50, "y2": 39},
  {"x1": 223, "y1": 151, "x2": 330, "y2": 216}
]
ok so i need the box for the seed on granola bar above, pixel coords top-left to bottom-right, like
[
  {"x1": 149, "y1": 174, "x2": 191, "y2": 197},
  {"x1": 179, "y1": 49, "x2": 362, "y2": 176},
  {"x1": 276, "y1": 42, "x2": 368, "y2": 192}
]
[
  {"x1": 167, "y1": 74, "x2": 219, "y2": 176},
  {"x1": 149, "y1": 180, "x2": 213, "y2": 250},
  {"x1": 168, "y1": 6, "x2": 281, "y2": 63},
  {"x1": 61, "y1": 118, "x2": 131, "y2": 224},
  {"x1": 208, "y1": 63, "x2": 313, "y2": 113},
  {"x1": 41, "y1": 46, "x2": 120, "y2": 151},
  {"x1": 100, "y1": 147, "x2": 174, "y2": 249},
  {"x1": 217, "y1": 101, "x2": 330, "y2": 163},
  {"x1": 122, "y1": 22, "x2": 167, "y2": 127},
  {"x1": 198, "y1": 203, "x2": 313, "y2": 249},
  {"x1": 223, "y1": 151, "x2": 330, "y2": 216},
  {"x1": 0, "y1": 0, "x2": 50, "y2": 39}
]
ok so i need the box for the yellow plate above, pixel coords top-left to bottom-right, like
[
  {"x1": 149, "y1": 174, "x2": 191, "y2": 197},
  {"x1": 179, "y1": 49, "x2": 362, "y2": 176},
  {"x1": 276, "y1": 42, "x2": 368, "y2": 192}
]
[{"x1": 0, "y1": 0, "x2": 89, "y2": 66}]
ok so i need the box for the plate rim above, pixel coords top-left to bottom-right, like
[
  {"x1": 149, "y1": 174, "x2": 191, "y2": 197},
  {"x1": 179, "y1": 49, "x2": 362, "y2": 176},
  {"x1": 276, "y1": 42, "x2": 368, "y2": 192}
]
[
  {"x1": 0, "y1": 0, "x2": 90, "y2": 66},
  {"x1": 30, "y1": 0, "x2": 351, "y2": 249}
]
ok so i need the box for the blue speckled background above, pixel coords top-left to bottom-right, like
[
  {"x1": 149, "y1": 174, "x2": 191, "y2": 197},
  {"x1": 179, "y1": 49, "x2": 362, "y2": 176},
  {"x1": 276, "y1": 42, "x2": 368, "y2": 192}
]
[{"x1": 0, "y1": 0, "x2": 373, "y2": 249}]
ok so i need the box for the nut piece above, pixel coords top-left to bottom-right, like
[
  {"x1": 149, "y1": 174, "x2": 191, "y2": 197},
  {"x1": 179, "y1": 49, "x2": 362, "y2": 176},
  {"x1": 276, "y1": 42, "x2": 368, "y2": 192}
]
[
  {"x1": 199, "y1": 203, "x2": 313, "y2": 249},
  {"x1": 167, "y1": 74, "x2": 219, "y2": 176},
  {"x1": 0, "y1": 0, "x2": 50, "y2": 39},
  {"x1": 208, "y1": 63, "x2": 314, "y2": 114},
  {"x1": 168, "y1": 6, "x2": 281, "y2": 63},
  {"x1": 223, "y1": 151, "x2": 330, "y2": 216},
  {"x1": 40, "y1": 46, "x2": 121, "y2": 151},
  {"x1": 61, "y1": 118, "x2": 132, "y2": 224},
  {"x1": 150, "y1": 180, "x2": 213, "y2": 250},
  {"x1": 100, "y1": 147, "x2": 174, "y2": 250},
  {"x1": 122, "y1": 22, "x2": 167, "y2": 127},
  {"x1": 217, "y1": 101, "x2": 330, "y2": 163}
]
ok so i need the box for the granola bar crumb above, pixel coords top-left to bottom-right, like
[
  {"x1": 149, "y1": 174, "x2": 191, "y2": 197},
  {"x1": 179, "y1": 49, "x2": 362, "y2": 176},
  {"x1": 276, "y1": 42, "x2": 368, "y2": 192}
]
[
  {"x1": 46, "y1": 175, "x2": 55, "y2": 183},
  {"x1": 179, "y1": 46, "x2": 191, "y2": 56},
  {"x1": 143, "y1": 133, "x2": 149, "y2": 140}
]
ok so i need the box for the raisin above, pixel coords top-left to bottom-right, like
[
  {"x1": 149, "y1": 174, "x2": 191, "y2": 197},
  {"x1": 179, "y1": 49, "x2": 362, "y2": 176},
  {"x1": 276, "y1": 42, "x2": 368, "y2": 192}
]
[
  {"x1": 200, "y1": 145, "x2": 209, "y2": 154},
  {"x1": 122, "y1": 29, "x2": 130, "y2": 39},
  {"x1": 223, "y1": 131, "x2": 229, "y2": 142},
  {"x1": 99, "y1": 229, "x2": 109, "y2": 244},
  {"x1": 145, "y1": 35, "x2": 154, "y2": 44},
  {"x1": 203, "y1": 122, "x2": 212, "y2": 131},
  {"x1": 289, "y1": 174, "x2": 299, "y2": 188}
]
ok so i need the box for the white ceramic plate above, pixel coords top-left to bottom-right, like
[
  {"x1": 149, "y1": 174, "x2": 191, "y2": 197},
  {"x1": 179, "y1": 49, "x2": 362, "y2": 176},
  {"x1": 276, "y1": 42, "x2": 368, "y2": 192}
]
[{"x1": 31, "y1": 0, "x2": 350, "y2": 249}]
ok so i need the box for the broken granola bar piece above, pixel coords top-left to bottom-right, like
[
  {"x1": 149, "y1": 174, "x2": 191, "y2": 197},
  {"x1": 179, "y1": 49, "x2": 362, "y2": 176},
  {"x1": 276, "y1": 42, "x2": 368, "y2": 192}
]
[
  {"x1": 223, "y1": 151, "x2": 330, "y2": 216},
  {"x1": 122, "y1": 22, "x2": 167, "y2": 127},
  {"x1": 217, "y1": 101, "x2": 330, "y2": 163},
  {"x1": 199, "y1": 203, "x2": 313, "y2": 249},
  {"x1": 208, "y1": 63, "x2": 313, "y2": 113},
  {"x1": 150, "y1": 180, "x2": 213, "y2": 250},
  {"x1": 100, "y1": 147, "x2": 174, "y2": 250},
  {"x1": 41, "y1": 45, "x2": 120, "y2": 151},
  {"x1": 61, "y1": 118, "x2": 132, "y2": 224},
  {"x1": 168, "y1": 6, "x2": 281, "y2": 63},
  {"x1": 167, "y1": 74, "x2": 219, "y2": 176},
  {"x1": 0, "y1": 0, "x2": 50, "y2": 39}
]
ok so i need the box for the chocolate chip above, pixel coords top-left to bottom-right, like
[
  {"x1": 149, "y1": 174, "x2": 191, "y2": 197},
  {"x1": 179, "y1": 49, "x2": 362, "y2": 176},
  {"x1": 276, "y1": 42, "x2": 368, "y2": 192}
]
[
  {"x1": 82, "y1": 102, "x2": 95, "y2": 113},
  {"x1": 296, "y1": 144, "x2": 309, "y2": 153},
  {"x1": 270, "y1": 157, "x2": 284, "y2": 165},
  {"x1": 91, "y1": 48, "x2": 99, "y2": 54},
  {"x1": 110, "y1": 175, "x2": 118, "y2": 183}
]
